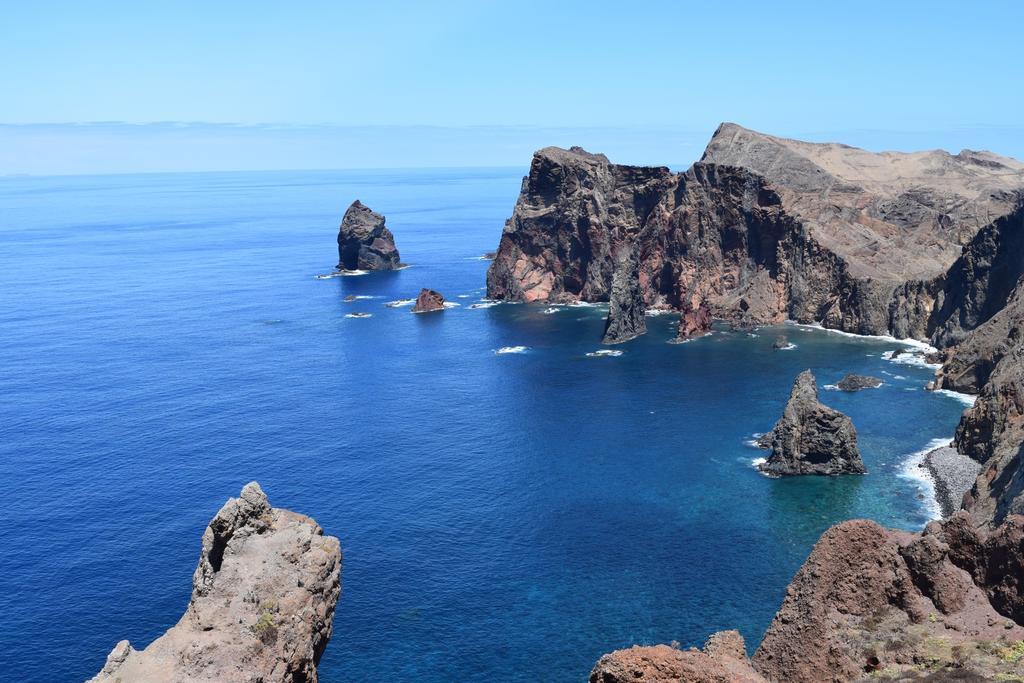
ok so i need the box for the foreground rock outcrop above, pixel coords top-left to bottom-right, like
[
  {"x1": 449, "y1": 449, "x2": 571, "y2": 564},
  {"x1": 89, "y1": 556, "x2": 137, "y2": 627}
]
[
  {"x1": 91, "y1": 483, "x2": 342, "y2": 683},
  {"x1": 411, "y1": 288, "x2": 446, "y2": 313},
  {"x1": 675, "y1": 300, "x2": 712, "y2": 342},
  {"x1": 590, "y1": 631, "x2": 766, "y2": 683},
  {"x1": 593, "y1": 513, "x2": 1024, "y2": 683},
  {"x1": 337, "y1": 200, "x2": 402, "y2": 271},
  {"x1": 486, "y1": 124, "x2": 1024, "y2": 343},
  {"x1": 758, "y1": 370, "x2": 865, "y2": 476}
]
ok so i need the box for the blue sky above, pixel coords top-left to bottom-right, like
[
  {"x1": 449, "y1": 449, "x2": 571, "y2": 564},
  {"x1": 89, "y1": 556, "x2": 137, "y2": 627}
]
[{"x1": 3, "y1": 1, "x2": 1023, "y2": 174}]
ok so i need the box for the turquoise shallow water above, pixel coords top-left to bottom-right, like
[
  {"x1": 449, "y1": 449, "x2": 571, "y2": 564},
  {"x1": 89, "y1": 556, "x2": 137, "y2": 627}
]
[{"x1": 0, "y1": 169, "x2": 969, "y2": 681}]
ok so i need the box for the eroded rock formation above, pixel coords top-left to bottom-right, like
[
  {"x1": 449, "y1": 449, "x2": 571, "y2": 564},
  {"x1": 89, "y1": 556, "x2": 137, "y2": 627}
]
[
  {"x1": 337, "y1": 200, "x2": 402, "y2": 271},
  {"x1": 411, "y1": 288, "x2": 446, "y2": 313},
  {"x1": 590, "y1": 631, "x2": 766, "y2": 683},
  {"x1": 602, "y1": 247, "x2": 647, "y2": 344},
  {"x1": 758, "y1": 370, "x2": 865, "y2": 476},
  {"x1": 486, "y1": 124, "x2": 1024, "y2": 344},
  {"x1": 592, "y1": 513, "x2": 1024, "y2": 682},
  {"x1": 91, "y1": 483, "x2": 342, "y2": 683},
  {"x1": 675, "y1": 300, "x2": 712, "y2": 342},
  {"x1": 836, "y1": 374, "x2": 883, "y2": 391}
]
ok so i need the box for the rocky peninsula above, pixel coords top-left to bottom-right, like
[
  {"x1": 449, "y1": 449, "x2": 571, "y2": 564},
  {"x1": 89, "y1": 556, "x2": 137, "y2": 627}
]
[
  {"x1": 91, "y1": 483, "x2": 341, "y2": 683},
  {"x1": 337, "y1": 200, "x2": 402, "y2": 271}
]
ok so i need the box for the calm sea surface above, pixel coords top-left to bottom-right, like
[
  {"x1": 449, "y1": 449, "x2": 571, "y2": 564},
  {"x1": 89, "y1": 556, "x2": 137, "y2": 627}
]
[{"x1": 0, "y1": 169, "x2": 969, "y2": 681}]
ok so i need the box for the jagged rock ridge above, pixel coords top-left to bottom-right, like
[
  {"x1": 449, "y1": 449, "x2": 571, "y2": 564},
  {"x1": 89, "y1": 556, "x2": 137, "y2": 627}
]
[
  {"x1": 91, "y1": 483, "x2": 342, "y2": 683},
  {"x1": 757, "y1": 370, "x2": 865, "y2": 476},
  {"x1": 486, "y1": 125, "x2": 1024, "y2": 344},
  {"x1": 337, "y1": 200, "x2": 402, "y2": 271}
]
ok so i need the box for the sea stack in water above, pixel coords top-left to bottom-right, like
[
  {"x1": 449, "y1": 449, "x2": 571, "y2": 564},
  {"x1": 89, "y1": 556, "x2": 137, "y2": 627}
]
[
  {"x1": 602, "y1": 248, "x2": 646, "y2": 344},
  {"x1": 412, "y1": 288, "x2": 446, "y2": 313},
  {"x1": 676, "y1": 300, "x2": 712, "y2": 341},
  {"x1": 90, "y1": 482, "x2": 342, "y2": 683},
  {"x1": 337, "y1": 200, "x2": 401, "y2": 271},
  {"x1": 758, "y1": 370, "x2": 865, "y2": 475}
]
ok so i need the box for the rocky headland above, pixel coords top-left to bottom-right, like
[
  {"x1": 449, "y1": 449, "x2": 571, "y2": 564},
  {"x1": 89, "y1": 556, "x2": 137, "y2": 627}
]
[
  {"x1": 337, "y1": 200, "x2": 402, "y2": 271},
  {"x1": 573, "y1": 124, "x2": 1024, "y2": 681},
  {"x1": 486, "y1": 123, "x2": 1024, "y2": 344},
  {"x1": 757, "y1": 370, "x2": 865, "y2": 476},
  {"x1": 91, "y1": 483, "x2": 341, "y2": 683}
]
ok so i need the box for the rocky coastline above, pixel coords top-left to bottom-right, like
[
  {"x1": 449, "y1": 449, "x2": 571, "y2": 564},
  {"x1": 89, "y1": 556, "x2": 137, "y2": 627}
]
[{"x1": 922, "y1": 444, "x2": 984, "y2": 518}]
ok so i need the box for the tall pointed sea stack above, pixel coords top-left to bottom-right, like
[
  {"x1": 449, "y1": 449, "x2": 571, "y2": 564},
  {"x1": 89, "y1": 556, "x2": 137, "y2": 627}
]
[
  {"x1": 758, "y1": 370, "x2": 865, "y2": 476},
  {"x1": 602, "y1": 247, "x2": 647, "y2": 344},
  {"x1": 337, "y1": 200, "x2": 401, "y2": 271}
]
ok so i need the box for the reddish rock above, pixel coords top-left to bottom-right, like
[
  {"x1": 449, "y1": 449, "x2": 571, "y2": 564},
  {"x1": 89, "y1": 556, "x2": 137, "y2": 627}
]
[
  {"x1": 411, "y1": 288, "x2": 446, "y2": 313},
  {"x1": 590, "y1": 632, "x2": 766, "y2": 683},
  {"x1": 676, "y1": 300, "x2": 712, "y2": 341}
]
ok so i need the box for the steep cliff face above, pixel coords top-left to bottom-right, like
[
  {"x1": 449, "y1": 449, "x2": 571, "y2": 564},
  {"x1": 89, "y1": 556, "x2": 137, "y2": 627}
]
[
  {"x1": 930, "y1": 203, "x2": 1024, "y2": 347},
  {"x1": 91, "y1": 483, "x2": 342, "y2": 683},
  {"x1": 485, "y1": 146, "x2": 673, "y2": 303},
  {"x1": 486, "y1": 125, "x2": 1024, "y2": 344}
]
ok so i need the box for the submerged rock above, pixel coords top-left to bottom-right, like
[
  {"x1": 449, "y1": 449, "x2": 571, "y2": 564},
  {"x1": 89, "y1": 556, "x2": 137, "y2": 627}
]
[
  {"x1": 90, "y1": 482, "x2": 342, "y2": 683},
  {"x1": 836, "y1": 373, "x2": 883, "y2": 391},
  {"x1": 757, "y1": 370, "x2": 865, "y2": 475},
  {"x1": 411, "y1": 288, "x2": 446, "y2": 313},
  {"x1": 601, "y1": 247, "x2": 646, "y2": 344},
  {"x1": 337, "y1": 200, "x2": 401, "y2": 271},
  {"x1": 772, "y1": 335, "x2": 790, "y2": 350}
]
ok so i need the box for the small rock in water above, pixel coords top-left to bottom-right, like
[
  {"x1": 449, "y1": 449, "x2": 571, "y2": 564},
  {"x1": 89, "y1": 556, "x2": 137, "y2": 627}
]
[
  {"x1": 773, "y1": 335, "x2": 790, "y2": 349},
  {"x1": 836, "y1": 374, "x2": 883, "y2": 391},
  {"x1": 412, "y1": 288, "x2": 446, "y2": 313}
]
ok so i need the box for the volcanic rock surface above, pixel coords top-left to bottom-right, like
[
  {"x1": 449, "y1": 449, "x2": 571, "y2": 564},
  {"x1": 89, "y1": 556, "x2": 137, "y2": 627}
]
[
  {"x1": 675, "y1": 300, "x2": 712, "y2": 342},
  {"x1": 411, "y1": 288, "x2": 446, "y2": 313},
  {"x1": 486, "y1": 124, "x2": 1024, "y2": 343},
  {"x1": 590, "y1": 631, "x2": 766, "y2": 683},
  {"x1": 90, "y1": 483, "x2": 342, "y2": 683},
  {"x1": 836, "y1": 374, "x2": 883, "y2": 391},
  {"x1": 758, "y1": 370, "x2": 865, "y2": 476},
  {"x1": 337, "y1": 200, "x2": 402, "y2": 271},
  {"x1": 602, "y1": 246, "x2": 647, "y2": 344}
]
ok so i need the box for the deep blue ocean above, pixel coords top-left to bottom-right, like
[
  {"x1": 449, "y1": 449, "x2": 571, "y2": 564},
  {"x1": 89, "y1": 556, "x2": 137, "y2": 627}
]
[{"x1": 0, "y1": 168, "x2": 971, "y2": 682}]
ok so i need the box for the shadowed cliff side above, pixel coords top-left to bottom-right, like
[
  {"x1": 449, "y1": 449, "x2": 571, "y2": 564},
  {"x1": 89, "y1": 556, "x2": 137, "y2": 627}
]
[{"x1": 90, "y1": 483, "x2": 342, "y2": 683}]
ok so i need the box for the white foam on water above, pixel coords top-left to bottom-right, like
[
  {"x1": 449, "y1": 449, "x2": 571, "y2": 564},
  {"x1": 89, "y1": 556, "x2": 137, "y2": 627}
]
[
  {"x1": 470, "y1": 301, "x2": 499, "y2": 309},
  {"x1": 457, "y1": 294, "x2": 472, "y2": 298},
  {"x1": 667, "y1": 332, "x2": 712, "y2": 345},
  {"x1": 645, "y1": 308, "x2": 676, "y2": 316},
  {"x1": 494, "y1": 346, "x2": 529, "y2": 354},
  {"x1": 345, "y1": 313, "x2": 372, "y2": 319},
  {"x1": 541, "y1": 307, "x2": 560, "y2": 314},
  {"x1": 385, "y1": 299, "x2": 415, "y2": 308},
  {"x1": 786, "y1": 321, "x2": 937, "y2": 352},
  {"x1": 898, "y1": 437, "x2": 953, "y2": 521},
  {"x1": 777, "y1": 343, "x2": 797, "y2": 351},
  {"x1": 585, "y1": 349, "x2": 623, "y2": 357},
  {"x1": 823, "y1": 383, "x2": 839, "y2": 391},
  {"x1": 881, "y1": 349, "x2": 941, "y2": 370},
  {"x1": 934, "y1": 389, "x2": 977, "y2": 407},
  {"x1": 442, "y1": 302, "x2": 460, "y2": 309},
  {"x1": 348, "y1": 295, "x2": 380, "y2": 300},
  {"x1": 750, "y1": 456, "x2": 767, "y2": 467}
]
